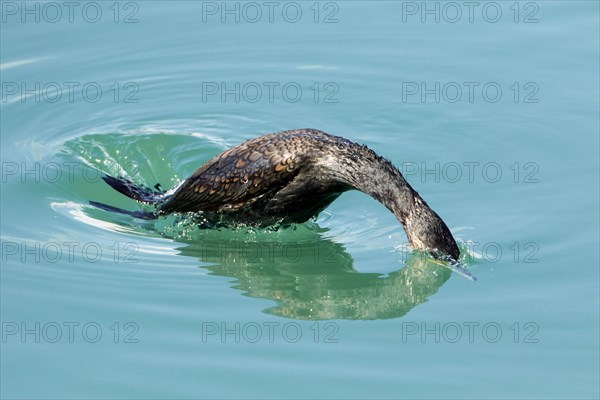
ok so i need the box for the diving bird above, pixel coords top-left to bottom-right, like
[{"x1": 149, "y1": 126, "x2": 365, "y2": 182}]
[{"x1": 90, "y1": 129, "x2": 460, "y2": 260}]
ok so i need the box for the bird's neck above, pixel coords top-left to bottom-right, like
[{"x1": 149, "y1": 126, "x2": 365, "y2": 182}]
[{"x1": 323, "y1": 143, "x2": 460, "y2": 260}]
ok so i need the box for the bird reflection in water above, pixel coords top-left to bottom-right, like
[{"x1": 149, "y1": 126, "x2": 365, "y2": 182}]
[{"x1": 178, "y1": 233, "x2": 452, "y2": 320}]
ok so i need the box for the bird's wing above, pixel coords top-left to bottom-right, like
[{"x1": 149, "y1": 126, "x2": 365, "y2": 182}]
[{"x1": 158, "y1": 137, "x2": 301, "y2": 213}]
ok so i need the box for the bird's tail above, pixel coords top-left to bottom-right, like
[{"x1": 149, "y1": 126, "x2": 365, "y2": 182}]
[
  {"x1": 89, "y1": 175, "x2": 165, "y2": 220},
  {"x1": 100, "y1": 175, "x2": 165, "y2": 204},
  {"x1": 89, "y1": 201, "x2": 158, "y2": 220}
]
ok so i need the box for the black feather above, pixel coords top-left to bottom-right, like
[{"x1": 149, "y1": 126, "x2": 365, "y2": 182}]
[{"x1": 89, "y1": 201, "x2": 157, "y2": 220}]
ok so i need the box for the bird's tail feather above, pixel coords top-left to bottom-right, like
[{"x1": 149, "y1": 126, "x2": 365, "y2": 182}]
[
  {"x1": 101, "y1": 175, "x2": 164, "y2": 204},
  {"x1": 88, "y1": 174, "x2": 165, "y2": 220},
  {"x1": 89, "y1": 201, "x2": 158, "y2": 220}
]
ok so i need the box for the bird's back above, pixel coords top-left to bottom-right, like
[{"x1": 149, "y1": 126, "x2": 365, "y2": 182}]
[{"x1": 157, "y1": 129, "x2": 354, "y2": 224}]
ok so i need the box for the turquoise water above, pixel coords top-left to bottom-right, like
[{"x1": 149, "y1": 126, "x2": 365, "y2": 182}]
[{"x1": 1, "y1": 1, "x2": 599, "y2": 398}]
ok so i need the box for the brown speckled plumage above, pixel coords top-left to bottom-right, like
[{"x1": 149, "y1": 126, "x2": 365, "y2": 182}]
[{"x1": 92, "y1": 129, "x2": 460, "y2": 259}]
